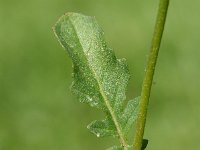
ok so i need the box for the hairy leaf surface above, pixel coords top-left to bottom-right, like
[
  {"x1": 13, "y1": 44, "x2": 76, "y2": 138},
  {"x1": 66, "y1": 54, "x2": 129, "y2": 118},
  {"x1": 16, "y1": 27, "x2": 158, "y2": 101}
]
[{"x1": 53, "y1": 13, "x2": 139, "y2": 149}]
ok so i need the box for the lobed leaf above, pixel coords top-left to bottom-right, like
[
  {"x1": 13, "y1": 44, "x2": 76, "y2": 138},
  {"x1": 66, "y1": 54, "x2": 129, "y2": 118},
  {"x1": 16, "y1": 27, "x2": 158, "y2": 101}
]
[
  {"x1": 87, "y1": 118, "x2": 117, "y2": 137},
  {"x1": 53, "y1": 12, "x2": 139, "y2": 149}
]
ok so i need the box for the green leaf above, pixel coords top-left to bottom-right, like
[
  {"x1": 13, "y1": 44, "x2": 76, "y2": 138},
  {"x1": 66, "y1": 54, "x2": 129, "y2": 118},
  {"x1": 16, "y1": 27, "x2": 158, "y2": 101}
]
[
  {"x1": 87, "y1": 117, "x2": 117, "y2": 137},
  {"x1": 141, "y1": 139, "x2": 148, "y2": 150},
  {"x1": 53, "y1": 12, "x2": 139, "y2": 149},
  {"x1": 120, "y1": 97, "x2": 140, "y2": 135}
]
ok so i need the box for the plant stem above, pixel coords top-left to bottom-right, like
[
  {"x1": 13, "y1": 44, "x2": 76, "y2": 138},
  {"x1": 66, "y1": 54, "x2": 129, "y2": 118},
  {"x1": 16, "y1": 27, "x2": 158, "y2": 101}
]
[{"x1": 133, "y1": 0, "x2": 169, "y2": 149}]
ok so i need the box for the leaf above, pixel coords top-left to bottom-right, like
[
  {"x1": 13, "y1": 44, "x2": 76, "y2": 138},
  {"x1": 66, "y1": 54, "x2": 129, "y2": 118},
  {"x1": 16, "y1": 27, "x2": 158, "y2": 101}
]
[
  {"x1": 53, "y1": 12, "x2": 139, "y2": 149},
  {"x1": 141, "y1": 139, "x2": 148, "y2": 150},
  {"x1": 120, "y1": 97, "x2": 140, "y2": 135},
  {"x1": 87, "y1": 117, "x2": 117, "y2": 137}
]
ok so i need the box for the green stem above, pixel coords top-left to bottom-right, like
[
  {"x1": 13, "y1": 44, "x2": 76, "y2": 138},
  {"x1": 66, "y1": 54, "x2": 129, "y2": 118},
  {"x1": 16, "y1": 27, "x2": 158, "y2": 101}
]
[{"x1": 133, "y1": 0, "x2": 169, "y2": 149}]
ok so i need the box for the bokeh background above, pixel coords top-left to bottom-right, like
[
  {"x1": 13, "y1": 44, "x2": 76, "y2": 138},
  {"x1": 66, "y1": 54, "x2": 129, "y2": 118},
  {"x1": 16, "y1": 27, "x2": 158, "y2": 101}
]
[{"x1": 0, "y1": 0, "x2": 199, "y2": 149}]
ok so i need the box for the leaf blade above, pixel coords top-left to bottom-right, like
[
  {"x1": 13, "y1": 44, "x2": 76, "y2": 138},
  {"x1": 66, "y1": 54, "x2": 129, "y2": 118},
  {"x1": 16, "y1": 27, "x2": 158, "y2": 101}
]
[{"x1": 53, "y1": 12, "x2": 139, "y2": 149}]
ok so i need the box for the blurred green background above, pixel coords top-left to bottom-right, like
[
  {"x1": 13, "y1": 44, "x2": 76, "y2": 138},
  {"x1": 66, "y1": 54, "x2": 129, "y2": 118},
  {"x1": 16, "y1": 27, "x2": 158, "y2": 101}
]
[{"x1": 0, "y1": 0, "x2": 199, "y2": 149}]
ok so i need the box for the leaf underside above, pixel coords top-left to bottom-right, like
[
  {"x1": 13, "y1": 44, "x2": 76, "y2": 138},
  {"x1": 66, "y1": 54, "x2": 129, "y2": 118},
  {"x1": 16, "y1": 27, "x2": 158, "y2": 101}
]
[{"x1": 53, "y1": 12, "x2": 139, "y2": 149}]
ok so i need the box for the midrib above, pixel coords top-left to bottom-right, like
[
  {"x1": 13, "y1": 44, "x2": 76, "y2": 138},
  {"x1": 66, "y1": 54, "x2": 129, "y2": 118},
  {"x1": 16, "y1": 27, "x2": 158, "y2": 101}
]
[{"x1": 68, "y1": 18, "x2": 128, "y2": 148}]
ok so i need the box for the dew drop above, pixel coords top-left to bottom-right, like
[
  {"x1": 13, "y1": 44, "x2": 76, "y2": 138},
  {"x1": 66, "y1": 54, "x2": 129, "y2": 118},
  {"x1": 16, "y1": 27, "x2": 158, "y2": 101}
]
[
  {"x1": 96, "y1": 133, "x2": 100, "y2": 137},
  {"x1": 91, "y1": 102, "x2": 98, "y2": 107},
  {"x1": 86, "y1": 96, "x2": 93, "y2": 102}
]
